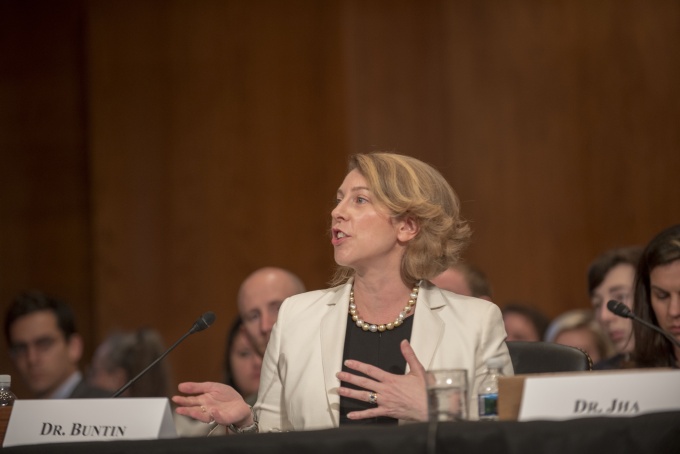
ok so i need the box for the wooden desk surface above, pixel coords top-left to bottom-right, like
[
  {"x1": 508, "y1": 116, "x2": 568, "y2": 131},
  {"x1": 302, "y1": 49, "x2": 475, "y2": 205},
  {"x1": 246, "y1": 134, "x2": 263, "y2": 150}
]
[{"x1": 1, "y1": 406, "x2": 13, "y2": 446}]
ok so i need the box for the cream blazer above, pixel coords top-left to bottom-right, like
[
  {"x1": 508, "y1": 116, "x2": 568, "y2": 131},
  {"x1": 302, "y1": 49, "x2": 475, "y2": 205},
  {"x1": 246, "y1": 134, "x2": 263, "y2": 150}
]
[{"x1": 253, "y1": 280, "x2": 513, "y2": 432}]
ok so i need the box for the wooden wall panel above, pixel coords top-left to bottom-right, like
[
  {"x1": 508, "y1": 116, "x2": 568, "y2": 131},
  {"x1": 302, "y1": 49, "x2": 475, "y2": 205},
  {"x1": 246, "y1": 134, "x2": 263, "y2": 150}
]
[
  {"x1": 343, "y1": 0, "x2": 680, "y2": 316},
  {"x1": 341, "y1": 0, "x2": 451, "y2": 156},
  {"x1": 1, "y1": 0, "x2": 679, "y2": 396},
  {"x1": 442, "y1": 0, "x2": 680, "y2": 315},
  {"x1": 0, "y1": 0, "x2": 91, "y2": 398},
  {"x1": 87, "y1": 0, "x2": 349, "y2": 385}
]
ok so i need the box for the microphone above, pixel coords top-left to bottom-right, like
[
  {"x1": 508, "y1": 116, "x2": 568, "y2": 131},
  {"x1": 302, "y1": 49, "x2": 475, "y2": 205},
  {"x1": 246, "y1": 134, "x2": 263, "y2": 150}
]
[
  {"x1": 189, "y1": 311, "x2": 216, "y2": 334},
  {"x1": 606, "y1": 299, "x2": 634, "y2": 318},
  {"x1": 111, "y1": 311, "x2": 216, "y2": 397},
  {"x1": 606, "y1": 300, "x2": 680, "y2": 349}
]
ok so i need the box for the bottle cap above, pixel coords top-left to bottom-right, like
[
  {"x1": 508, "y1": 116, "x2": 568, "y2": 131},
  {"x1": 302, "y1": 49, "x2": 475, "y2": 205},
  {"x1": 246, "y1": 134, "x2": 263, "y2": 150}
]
[
  {"x1": 485, "y1": 357, "x2": 505, "y2": 369},
  {"x1": 0, "y1": 374, "x2": 10, "y2": 385}
]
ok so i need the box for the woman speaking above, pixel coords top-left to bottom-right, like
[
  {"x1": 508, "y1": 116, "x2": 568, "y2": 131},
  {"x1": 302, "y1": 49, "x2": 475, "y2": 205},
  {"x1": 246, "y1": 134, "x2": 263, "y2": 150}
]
[{"x1": 173, "y1": 152, "x2": 512, "y2": 432}]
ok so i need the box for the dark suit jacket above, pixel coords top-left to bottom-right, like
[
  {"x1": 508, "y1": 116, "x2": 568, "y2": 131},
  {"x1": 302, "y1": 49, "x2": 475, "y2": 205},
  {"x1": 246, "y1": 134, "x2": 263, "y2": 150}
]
[{"x1": 68, "y1": 379, "x2": 111, "y2": 398}]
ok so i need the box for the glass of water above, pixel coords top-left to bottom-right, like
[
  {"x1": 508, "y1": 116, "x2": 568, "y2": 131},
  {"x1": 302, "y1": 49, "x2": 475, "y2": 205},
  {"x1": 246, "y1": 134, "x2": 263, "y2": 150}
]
[{"x1": 426, "y1": 369, "x2": 468, "y2": 422}]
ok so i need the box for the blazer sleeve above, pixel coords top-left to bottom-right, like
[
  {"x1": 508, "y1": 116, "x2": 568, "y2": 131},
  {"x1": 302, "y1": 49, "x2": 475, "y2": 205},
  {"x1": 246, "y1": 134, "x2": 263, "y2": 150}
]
[
  {"x1": 468, "y1": 302, "x2": 513, "y2": 418},
  {"x1": 253, "y1": 297, "x2": 291, "y2": 433}
]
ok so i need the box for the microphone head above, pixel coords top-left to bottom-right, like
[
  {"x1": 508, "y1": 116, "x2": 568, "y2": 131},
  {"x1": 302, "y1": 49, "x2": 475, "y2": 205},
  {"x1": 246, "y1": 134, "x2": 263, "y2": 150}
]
[
  {"x1": 190, "y1": 311, "x2": 216, "y2": 334},
  {"x1": 607, "y1": 300, "x2": 633, "y2": 319}
]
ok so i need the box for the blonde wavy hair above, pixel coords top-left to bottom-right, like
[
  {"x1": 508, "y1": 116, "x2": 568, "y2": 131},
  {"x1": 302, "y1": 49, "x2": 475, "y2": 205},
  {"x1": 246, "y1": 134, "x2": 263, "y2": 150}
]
[{"x1": 330, "y1": 152, "x2": 471, "y2": 287}]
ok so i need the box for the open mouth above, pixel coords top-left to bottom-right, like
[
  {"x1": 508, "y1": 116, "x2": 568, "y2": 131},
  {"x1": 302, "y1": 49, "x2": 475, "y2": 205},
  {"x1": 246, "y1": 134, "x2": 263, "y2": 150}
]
[{"x1": 333, "y1": 229, "x2": 348, "y2": 239}]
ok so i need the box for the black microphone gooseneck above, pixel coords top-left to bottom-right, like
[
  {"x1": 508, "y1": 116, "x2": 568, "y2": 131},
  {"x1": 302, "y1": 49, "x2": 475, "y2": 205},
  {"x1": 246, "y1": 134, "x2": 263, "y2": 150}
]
[
  {"x1": 111, "y1": 311, "x2": 216, "y2": 398},
  {"x1": 606, "y1": 300, "x2": 680, "y2": 349}
]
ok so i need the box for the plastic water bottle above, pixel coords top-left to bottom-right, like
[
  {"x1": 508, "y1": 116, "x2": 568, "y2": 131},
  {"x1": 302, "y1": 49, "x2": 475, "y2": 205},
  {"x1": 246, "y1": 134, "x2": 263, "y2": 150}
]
[
  {"x1": 477, "y1": 357, "x2": 504, "y2": 420},
  {"x1": 0, "y1": 375, "x2": 17, "y2": 406}
]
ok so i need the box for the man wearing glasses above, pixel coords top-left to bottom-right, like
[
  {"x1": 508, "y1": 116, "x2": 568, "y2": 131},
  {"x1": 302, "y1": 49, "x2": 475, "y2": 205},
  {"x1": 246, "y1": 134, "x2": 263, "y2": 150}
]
[{"x1": 4, "y1": 290, "x2": 108, "y2": 399}]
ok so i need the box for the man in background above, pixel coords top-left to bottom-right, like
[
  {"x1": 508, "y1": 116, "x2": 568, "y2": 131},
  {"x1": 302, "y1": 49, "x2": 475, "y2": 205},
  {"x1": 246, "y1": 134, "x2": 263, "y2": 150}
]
[
  {"x1": 431, "y1": 262, "x2": 493, "y2": 301},
  {"x1": 501, "y1": 303, "x2": 550, "y2": 342},
  {"x1": 176, "y1": 267, "x2": 306, "y2": 437},
  {"x1": 237, "y1": 267, "x2": 306, "y2": 356},
  {"x1": 4, "y1": 290, "x2": 109, "y2": 398}
]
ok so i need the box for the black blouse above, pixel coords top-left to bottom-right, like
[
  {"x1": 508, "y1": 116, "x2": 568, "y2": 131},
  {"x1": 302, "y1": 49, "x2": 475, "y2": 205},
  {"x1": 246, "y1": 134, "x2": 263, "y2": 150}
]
[{"x1": 339, "y1": 313, "x2": 414, "y2": 426}]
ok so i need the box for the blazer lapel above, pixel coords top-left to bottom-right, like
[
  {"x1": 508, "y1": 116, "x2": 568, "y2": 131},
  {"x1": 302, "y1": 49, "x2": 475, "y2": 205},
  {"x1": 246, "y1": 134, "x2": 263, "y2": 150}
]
[
  {"x1": 409, "y1": 284, "x2": 445, "y2": 372},
  {"x1": 319, "y1": 280, "x2": 353, "y2": 427}
]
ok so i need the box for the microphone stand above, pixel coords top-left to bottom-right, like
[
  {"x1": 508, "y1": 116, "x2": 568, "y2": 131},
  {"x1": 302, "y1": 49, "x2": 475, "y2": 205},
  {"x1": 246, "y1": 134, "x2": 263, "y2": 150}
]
[
  {"x1": 111, "y1": 330, "x2": 192, "y2": 398},
  {"x1": 607, "y1": 300, "x2": 680, "y2": 349},
  {"x1": 630, "y1": 314, "x2": 680, "y2": 349},
  {"x1": 110, "y1": 311, "x2": 216, "y2": 398}
]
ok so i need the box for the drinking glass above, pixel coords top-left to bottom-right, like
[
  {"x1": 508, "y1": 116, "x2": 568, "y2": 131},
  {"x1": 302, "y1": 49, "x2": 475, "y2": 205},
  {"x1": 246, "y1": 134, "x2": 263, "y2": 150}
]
[{"x1": 426, "y1": 369, "x2": 468, "y2": 422}]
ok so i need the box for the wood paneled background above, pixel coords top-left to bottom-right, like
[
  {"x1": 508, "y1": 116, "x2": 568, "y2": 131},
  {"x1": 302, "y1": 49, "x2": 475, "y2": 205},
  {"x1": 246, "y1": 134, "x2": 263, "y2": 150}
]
[{"x1": 2, "y1": 0, "x2": 678, "y2": 398}]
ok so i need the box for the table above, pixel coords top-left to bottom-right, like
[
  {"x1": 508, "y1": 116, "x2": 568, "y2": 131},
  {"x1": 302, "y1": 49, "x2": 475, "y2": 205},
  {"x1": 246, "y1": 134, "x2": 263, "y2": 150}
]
[{"x1": 3, "y1": 411, "x2": 679, "y2": 454}]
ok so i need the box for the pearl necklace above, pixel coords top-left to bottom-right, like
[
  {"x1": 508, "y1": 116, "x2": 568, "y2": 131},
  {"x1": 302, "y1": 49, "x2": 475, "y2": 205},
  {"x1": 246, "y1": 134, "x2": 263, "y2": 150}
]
[{"x1": 349, "y1": 280, "x2": 422, "y2": 333}]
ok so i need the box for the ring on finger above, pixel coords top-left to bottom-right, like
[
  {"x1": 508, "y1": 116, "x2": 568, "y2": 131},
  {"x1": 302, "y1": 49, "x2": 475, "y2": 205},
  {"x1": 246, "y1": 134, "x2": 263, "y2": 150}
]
[{"x1": 368, "y1": 391, "x2": 378, "y2": 405}]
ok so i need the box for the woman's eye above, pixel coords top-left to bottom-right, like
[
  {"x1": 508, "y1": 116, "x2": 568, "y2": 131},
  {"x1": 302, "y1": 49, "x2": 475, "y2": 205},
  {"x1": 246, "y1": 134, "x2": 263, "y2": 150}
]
[
  {"x1": 612, "y1": 293, "x2": 631, "y2": 303},
  {"x1": 653, "y1": 290, "x2": 669, "y2": 300}
]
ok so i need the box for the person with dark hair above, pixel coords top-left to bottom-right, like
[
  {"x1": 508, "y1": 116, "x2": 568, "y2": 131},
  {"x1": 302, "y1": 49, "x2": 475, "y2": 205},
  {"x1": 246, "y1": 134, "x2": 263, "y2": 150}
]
[
  {"x1": 501, "y1": 303, "x2": 550, "y2": 342},
  {"x1": 631, "y1": 224, "x2": 680, "y2": 368},
  {"x1": 587, "y1": 245, "x2": 643, "y2": 369},
  {"x1": 4, "y1": 290, "x2": 109, "y2": 399},
  {"x1": 173, "y1": 152, "x2": 512, "y2": 432},
  {"x1": 88, "y1": 327, "x2": 172, "y2": 398},
  {"x1": 430, "y1": 262, "x2": 493, "y2": 301},
  {"x1": 223, "y1": 317, "x2": 261, "y2": 404}
]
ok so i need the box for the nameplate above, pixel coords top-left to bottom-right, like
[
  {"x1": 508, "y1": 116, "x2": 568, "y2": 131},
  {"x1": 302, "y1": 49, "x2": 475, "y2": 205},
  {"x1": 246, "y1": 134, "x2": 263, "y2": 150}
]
[
  {"x1": 3, "y1": 398, "x2": 176, "y2": 447},
  {"x1": 518, "y1": 369, "x2": 680, "y2": 421}
]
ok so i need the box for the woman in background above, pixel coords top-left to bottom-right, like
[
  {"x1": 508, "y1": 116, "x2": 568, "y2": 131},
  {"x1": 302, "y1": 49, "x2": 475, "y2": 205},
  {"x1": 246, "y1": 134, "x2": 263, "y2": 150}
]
[
  {"x1": 632, "y1": 224, "x2": 680, "y2": 368},
  {"x1": 587, "y1": 246, "x2": 642, "y2": 369},
  {"x1": 223, "y1": 317, "x2": 261, "y2": 405}
]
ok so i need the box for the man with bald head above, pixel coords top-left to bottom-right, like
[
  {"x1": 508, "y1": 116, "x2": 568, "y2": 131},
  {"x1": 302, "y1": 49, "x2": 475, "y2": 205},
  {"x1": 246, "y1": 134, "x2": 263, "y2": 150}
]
[{"x1": 237, "y1": 267, "x2": 306, "y2": 355}]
